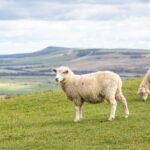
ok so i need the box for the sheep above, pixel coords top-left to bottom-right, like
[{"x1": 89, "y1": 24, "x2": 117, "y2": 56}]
[
  {"x1": 53, "y1": 66, "x2": 129, "y2": 122},
  {"x1": 137, "y1": 69, "x2": 150, "y2": 101}
]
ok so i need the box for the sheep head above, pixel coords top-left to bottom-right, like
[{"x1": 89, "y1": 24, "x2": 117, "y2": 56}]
[
  {"x1": 52, "y1": 66, "x2": 73, "y2": 83},
  {"x1": 137, "y1": 87, "x2": 148, "y2": 101}
]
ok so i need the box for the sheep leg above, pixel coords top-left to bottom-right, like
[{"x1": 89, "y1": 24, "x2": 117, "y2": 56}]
[
  {"x1": 74, "y1": 100, "x2": 84, "y2": 122},
  {"x1": 74, "y1": 106, "x2": 81, "y2": 122},
  {"x1": 79, "y1": 107, "x2": 83, "y2": 119},
  {"x1": 119, "y1": 95, "x2": 129, "y2": 118},
  {"x1": 108, "y1": 100, "x2": 117, "y2": 121}
]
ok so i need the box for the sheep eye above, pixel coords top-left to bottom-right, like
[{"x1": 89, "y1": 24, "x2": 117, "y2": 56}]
[
  {"x1": 53, "y1": 69, "x2": 57, "y2": 73},
  {"x1": 63, "y1": 70, "x2": 68, "y2": 74}
]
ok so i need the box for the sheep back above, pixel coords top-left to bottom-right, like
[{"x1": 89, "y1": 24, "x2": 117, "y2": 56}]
[{"x1": 61, "y1": 71, "x2": 122, "y2": 104}]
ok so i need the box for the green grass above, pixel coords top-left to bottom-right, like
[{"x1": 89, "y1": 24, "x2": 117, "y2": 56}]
[
  {"x1": 0, "y1": 76, "x2": 57, "y2": 95},
  {"x1": 0, "y1": 78, "x2": 150, "y2": 150}
]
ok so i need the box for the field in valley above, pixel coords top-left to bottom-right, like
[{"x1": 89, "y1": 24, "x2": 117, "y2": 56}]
[
  {"x1": 0, "y1": 76, "x2": 57, "y2": 95},
  {"x1": 0, "y1": 78, "x2": 150, "y2": 150}
]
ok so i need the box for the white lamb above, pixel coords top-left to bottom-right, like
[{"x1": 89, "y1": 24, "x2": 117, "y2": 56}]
[
  {"x1": 137, "y1": 69, "x2": 150, "y2": 101},
  {"x1": 53, "y1": 66, "x2": 129, "y2": 122}
]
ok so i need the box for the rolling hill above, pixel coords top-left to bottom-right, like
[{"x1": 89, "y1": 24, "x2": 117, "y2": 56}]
[
  {"x1": 0, "y1": 46, "x2": 150, "y2": 77},
  {"x1": 0, "y1": 46, "x2": 150, "y2": 95}
]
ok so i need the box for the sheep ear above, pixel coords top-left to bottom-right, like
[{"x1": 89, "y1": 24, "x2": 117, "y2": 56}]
[
  {"x1": 52, "y1": 68, "x2": 57, "y2": 73},
  {"x1": 63, "y1": 70, "x2": 69, "y2": 74}
]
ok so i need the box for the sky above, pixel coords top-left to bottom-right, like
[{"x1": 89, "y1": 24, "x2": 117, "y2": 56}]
[{"x1": 0, "y1": 0, "x2": 150, "y2": 54}]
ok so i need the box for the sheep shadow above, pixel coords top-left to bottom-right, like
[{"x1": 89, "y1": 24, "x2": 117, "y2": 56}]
[{"x1": 49, "y1": 117, "x2": 114, "y2": 126}]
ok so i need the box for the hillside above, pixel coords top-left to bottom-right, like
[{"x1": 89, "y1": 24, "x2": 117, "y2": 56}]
[
  {"x1": 0, "y1": 46, "x2": 150, "y2": 95},
  {"x1": 0, "y1": 78, "x2": 150, "y2": 149},
  {"x1": 0, "y1": 46, "x2": 150, "y2": 77}
]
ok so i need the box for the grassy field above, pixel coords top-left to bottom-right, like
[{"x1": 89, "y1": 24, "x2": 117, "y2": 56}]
[
  {"x1": 0, "y1": 76, "x2": 57, "y2": 95},
  {"x1": 0, "y1": 78, "x2": 150, "y2": 150}
]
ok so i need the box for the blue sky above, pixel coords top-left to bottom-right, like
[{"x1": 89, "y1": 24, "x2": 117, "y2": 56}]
[{"x1": 0, "y1": 0, "x2": 150, "y2": 54}]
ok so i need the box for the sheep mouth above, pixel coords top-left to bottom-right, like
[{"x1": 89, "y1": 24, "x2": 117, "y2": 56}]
[
  {"x1": 55, "y1": 78, "x2": 59, "y2": 82},
  {"x1": 60, "y1": 79, "x2": 66, "y2": 83},
  {"x1": 139, "y1": 95, "x2": 147, "y2": 101}
]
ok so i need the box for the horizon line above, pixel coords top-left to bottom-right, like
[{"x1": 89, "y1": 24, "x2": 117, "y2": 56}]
[{"x1": 0, "y1": 46, "x2": 150, "y2": 55}]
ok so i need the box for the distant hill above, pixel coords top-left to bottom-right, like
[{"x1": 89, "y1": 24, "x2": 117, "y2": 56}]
[
  {"x1": 0, "y1": 47, "x2": 72, "y2": 58},
  {"x1": 0, "y1": 46, "x2": 150, "y2": 77}
]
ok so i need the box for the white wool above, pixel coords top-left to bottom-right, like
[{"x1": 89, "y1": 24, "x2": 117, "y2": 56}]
[{"x1": 138, "y1": 69, "x2": 150, "y2": 101}]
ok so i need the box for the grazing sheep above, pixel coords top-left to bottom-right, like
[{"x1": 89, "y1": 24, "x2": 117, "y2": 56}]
[
  {"x1": 53, "y1": 66, "x2": 129, "y2": 122},
  {"x1": 137, "y1": 69, "x2": 150, "y2": 101}
]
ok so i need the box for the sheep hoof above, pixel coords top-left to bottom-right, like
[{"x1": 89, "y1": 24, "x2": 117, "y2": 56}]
[
  {"x1": 108, "y1": 117, "x2": 115, "y2": 121},
  {"x1": 124, "y1": 114, "x2": 129, "y2": 118},
  {"x1": 74, "y1": 119, "x2": 80, "y2": 123}
]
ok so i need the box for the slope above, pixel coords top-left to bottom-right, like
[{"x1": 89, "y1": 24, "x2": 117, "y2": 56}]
[{"x1": 0, "y1": 78, "x2": 150, "y2": 150}]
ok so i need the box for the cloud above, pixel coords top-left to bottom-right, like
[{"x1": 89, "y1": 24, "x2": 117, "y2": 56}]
[
  {"x1": 0, "y1": 17, "x2": 150, "y2": 54},
  {"x1": 0, "y1": 0, "x2": 150, "y2": 54},
  {"x1": 0, "y1": 0, "x2": 150, "y2": 21}
]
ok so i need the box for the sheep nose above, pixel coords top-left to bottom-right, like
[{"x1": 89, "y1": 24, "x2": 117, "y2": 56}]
[{"x1": 55, "y1": 78, "x2": 58, "y2": 82}]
